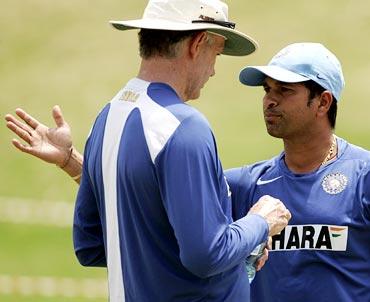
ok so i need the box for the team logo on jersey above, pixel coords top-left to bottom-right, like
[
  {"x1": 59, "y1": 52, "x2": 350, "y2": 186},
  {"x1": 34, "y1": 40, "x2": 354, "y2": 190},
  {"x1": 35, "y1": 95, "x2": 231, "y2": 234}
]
[
  {"x1": 271, "y1": 225, "x2": 348, "y2": 251},
  {"x1": 322, "y1": 173, "x2": 348, "y2": 195},
  {"x1": 120, "y1": 90, "x2": 140, "y2": 103}
]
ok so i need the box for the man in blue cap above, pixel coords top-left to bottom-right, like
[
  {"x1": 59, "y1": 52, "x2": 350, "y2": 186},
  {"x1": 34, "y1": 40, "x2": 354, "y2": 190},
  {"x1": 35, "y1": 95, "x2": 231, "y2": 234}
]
[{"x1": 226, "y1": 42, "x2": 370, "y2": 301}]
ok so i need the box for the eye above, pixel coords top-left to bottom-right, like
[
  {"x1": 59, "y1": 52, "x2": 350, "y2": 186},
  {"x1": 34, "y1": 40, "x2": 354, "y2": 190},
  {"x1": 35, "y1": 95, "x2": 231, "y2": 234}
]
[
  {"x1": 280, "y1": 86, "x2": 293, "y2": 93},
  {"x1": 279, "y1": 86, "x2": 293, "y2": 93},
  {"x1": 263, "y1": 86, "x2": 270, "y2": 93}
]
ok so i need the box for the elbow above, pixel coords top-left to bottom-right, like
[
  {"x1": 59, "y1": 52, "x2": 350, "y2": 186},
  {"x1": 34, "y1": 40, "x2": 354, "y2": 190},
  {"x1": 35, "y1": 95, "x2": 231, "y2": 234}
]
[
  {"x1": 75, "y1": 250, "x2": 92, "y2": 267},
  {"x1": 181, "y1": 251, "x2": 216, "y2": 278},
  {"x1": 73, "y1": 224, "x2": 106, "y2": 267},
  {"x1": 75, "y1": 249, "x2": 107, "y2": 267}
]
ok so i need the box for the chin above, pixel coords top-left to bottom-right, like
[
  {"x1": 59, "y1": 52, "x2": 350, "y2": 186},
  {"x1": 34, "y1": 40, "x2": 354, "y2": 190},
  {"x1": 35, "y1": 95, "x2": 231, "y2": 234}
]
[
  {"x1": 189, "y1": 91, "x2": 201, "y2": 101},
  {"x1": 266, "y1": 126, "x2": 283, "y2": 139}
]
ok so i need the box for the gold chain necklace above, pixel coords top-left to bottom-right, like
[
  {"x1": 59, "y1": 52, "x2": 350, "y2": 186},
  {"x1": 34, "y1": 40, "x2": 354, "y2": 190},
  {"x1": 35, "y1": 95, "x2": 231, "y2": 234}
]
[{"x1": 321, "y1": 135, "x2": 337, "y2": 166}]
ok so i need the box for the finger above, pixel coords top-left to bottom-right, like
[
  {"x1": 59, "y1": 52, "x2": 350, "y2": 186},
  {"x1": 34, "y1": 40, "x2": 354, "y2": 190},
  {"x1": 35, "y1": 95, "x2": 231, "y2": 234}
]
[
  {"x1": 5, "y1": 113, "x2": 15, "y2": 122},
  {"x1": 5, "y1": 114, "x2": 34, "y2": 135},
  {"x1": 255, "y1": 260, "x2": 264, "y2": 271},
  {"x1": 15, "y1": 108, "x2": 40, "y2": 130},
  {"x1": 267, "y1": 236, "x2": 272, "y2": 249},
  {"x1": 6, "y1": 121, "x2": 32, "y2": 144},
  {"x1": 5, "y1": 113, "x2": 22, "y2": 125},
  {"x1": 286, "y1": 209, "x2": 292, "y2": 220},
  {"x1": 52, "y1": 105, "x2": 66, "y2": 128},
  {"x1": 255, "y1": 249, "x2": 268, "y2": 271},
  {"x1": 12, "y1": 139, "x2": 35, "y2": 154},
  {"x1": 5, "y1": 114, "x2": 20, "y2": 127}
]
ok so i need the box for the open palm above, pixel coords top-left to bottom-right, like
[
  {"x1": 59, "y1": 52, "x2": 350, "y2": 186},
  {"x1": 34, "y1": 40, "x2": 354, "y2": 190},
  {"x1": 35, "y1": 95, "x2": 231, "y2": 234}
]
[{"x1": 5, "y1": 106, "x2": 72, "y2": 166}]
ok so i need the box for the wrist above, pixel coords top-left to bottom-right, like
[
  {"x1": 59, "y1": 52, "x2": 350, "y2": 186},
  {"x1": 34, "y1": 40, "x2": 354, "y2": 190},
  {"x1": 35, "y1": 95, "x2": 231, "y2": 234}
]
[
  {"x1": 58, "y1": 147, "x2": 73, "y2": 169},
  {"x1": 58, "y1": 146, "x2": 84, "y2": 183}
]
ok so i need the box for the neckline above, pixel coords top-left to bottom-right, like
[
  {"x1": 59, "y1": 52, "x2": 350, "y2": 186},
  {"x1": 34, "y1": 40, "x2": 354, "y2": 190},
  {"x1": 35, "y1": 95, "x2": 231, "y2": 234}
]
[{"x1": 278, "y1": 136, "x2": 345, "y2": 178}]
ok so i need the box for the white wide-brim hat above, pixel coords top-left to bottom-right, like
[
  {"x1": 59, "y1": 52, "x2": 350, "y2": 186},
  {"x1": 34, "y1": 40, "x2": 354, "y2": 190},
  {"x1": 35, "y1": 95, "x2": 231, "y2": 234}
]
[{"x1": 110, "y1": 0, "x2": 258, "y2": 56}]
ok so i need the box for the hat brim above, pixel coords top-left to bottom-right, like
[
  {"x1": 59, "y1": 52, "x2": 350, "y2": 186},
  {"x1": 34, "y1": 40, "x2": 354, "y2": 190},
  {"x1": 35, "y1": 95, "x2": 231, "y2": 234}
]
[
  {"x1": 239, "y1": 65, "x2": 309, "y2": 86},
  {"x1": 110, "y1": 19, "x2": 258, "y2": 56}
]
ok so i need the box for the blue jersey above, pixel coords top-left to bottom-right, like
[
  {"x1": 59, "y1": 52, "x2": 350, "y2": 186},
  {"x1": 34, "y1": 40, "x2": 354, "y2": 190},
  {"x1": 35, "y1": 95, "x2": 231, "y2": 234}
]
[
  {"x1": 73, "y1": 78, "x2": 268, "y2": 302},
  {"x1": 226, "y1": 137, "x2": 370, "y2": 302}
]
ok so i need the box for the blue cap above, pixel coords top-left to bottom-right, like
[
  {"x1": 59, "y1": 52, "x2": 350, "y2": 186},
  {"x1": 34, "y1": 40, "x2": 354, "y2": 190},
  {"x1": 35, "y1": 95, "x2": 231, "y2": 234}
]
[{"x1": 239, "y1": 43, "x2": 345, "y2": 101}]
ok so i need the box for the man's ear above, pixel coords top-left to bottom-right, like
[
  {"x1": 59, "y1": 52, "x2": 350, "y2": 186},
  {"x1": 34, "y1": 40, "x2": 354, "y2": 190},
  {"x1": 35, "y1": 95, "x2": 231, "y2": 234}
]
[
  {"x1": 317, "y1": 91, "x2": 334, "y2": 117},
  {"x1": 188, "y1": 31, "x2": 208, "y2": 59}
]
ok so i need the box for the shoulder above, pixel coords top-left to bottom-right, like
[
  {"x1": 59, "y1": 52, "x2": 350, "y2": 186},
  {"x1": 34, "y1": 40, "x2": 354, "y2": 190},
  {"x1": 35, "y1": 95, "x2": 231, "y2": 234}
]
[
  {"x1": 338, "y1": 137, "x2": 370, "y2": 176},
  {"x1": 145, "y1": 81, "x2": 212, "y2": 138},
  {"x1": 163, "y1": 113, "x2": 215, "y2": 158},
  {"x1": 339, "y1": 137, "x2": 370, "y2": 161},
  {"x1": 146, "y1": 82, "x2": 209, "y2": 125},
  {"x1": 232, "y1": 156, "x2": 280, "y2": 180},
  {"x1": 225, "y1": 156, "x2": 280, "y2": 191},
  {"x1": 154, "y1": 105, "x2": 217, "y2": 166},
  {"x1": 167, "y1": 103, "x2": 210, "y2": 131}
]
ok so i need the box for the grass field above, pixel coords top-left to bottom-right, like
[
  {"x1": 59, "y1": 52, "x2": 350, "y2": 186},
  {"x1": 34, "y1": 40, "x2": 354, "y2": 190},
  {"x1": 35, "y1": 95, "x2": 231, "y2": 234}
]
[{"x1": 1, "y1": 0, "x2": 370, "y2": 301}]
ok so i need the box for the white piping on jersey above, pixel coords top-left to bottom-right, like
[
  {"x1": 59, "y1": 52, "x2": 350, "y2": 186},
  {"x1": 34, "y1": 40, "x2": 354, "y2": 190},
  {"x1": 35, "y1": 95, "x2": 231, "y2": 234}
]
[
  {"x1": 139, "y1": 94, "x2": 181, "y2": 163},
  {"x1": 102, "y1": 78, "x2": 180, "y2": 302}
]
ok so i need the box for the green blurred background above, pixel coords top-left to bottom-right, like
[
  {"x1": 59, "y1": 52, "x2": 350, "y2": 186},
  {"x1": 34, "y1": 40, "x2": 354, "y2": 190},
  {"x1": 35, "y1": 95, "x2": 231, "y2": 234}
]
[{"x1": 1, "y1": 0, "x2": 369, "y2": 301}]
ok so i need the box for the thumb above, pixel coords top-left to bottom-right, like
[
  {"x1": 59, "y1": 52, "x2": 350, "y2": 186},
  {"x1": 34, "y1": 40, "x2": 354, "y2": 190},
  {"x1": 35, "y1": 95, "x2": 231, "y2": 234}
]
[{"x1": 52, "y1": 105, "x2": 67, "y2": 128}]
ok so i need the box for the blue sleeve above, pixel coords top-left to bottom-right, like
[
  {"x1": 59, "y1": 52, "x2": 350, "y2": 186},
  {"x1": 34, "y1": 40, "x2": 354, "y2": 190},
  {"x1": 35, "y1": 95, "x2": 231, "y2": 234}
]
[
  {"x1": 225, "y1": 167, "x2": 254, "y2": 221},
  {"x1": 360, "y1": 162, "x2": 370, "y2": 222},
  {"x1": 156, "y1": 116, "x2": 268, "y2": 278},
  {"x1": 73, "y1": 138, "x2": 106, "y2": 267}
]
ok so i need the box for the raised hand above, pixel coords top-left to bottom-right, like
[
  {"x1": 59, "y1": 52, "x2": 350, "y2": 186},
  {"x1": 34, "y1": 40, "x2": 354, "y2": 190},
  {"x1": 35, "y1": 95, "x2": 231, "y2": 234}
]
[
  {"x1": 5, "y1": 106, "x2": 83, "y2": 183},
  {"x1": 5, "y1": 106, "x2": 72, "y2": 166}
]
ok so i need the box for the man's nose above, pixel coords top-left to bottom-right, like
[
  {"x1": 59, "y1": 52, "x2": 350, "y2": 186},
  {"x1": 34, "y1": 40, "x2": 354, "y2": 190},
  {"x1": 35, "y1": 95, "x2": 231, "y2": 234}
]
[{"x1": 264, "y1": 93, "x2": 279, "y2": 109}]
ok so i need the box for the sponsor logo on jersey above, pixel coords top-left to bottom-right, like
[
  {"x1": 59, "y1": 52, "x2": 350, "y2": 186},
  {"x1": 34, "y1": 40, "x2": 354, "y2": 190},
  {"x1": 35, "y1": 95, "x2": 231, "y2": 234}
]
[
  {"x1": 322, "y1": 173, "x2": 348, "y2": 194},
  {"x1": 120, "y1": 90, "x2": 140, "y2": 103},
  {"x1": 271, "y1": 224, "x2": 348, "y2": 251},
  {"x1": 256, "y1": 175, "x2": 283, "y2": 186}
]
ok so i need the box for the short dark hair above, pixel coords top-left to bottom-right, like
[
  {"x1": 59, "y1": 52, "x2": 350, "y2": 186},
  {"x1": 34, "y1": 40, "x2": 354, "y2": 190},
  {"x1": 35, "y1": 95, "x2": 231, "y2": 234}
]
[
  {"x1": 303, "y1": 80, "x2": 338, "y2": 129},
  {"x1": 138, "y1": 29, "x2": 203, "y2": 59}
]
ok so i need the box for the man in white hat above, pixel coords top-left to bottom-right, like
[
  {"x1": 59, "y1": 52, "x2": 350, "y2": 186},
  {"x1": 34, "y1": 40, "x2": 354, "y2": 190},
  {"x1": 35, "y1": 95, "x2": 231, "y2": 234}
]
[
  {"x1": 5, "y1": 1, "x2": 290, "y2": 301},
  {"x1": 226, "y1": 42, "x2": 370, "y2": 301}
]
